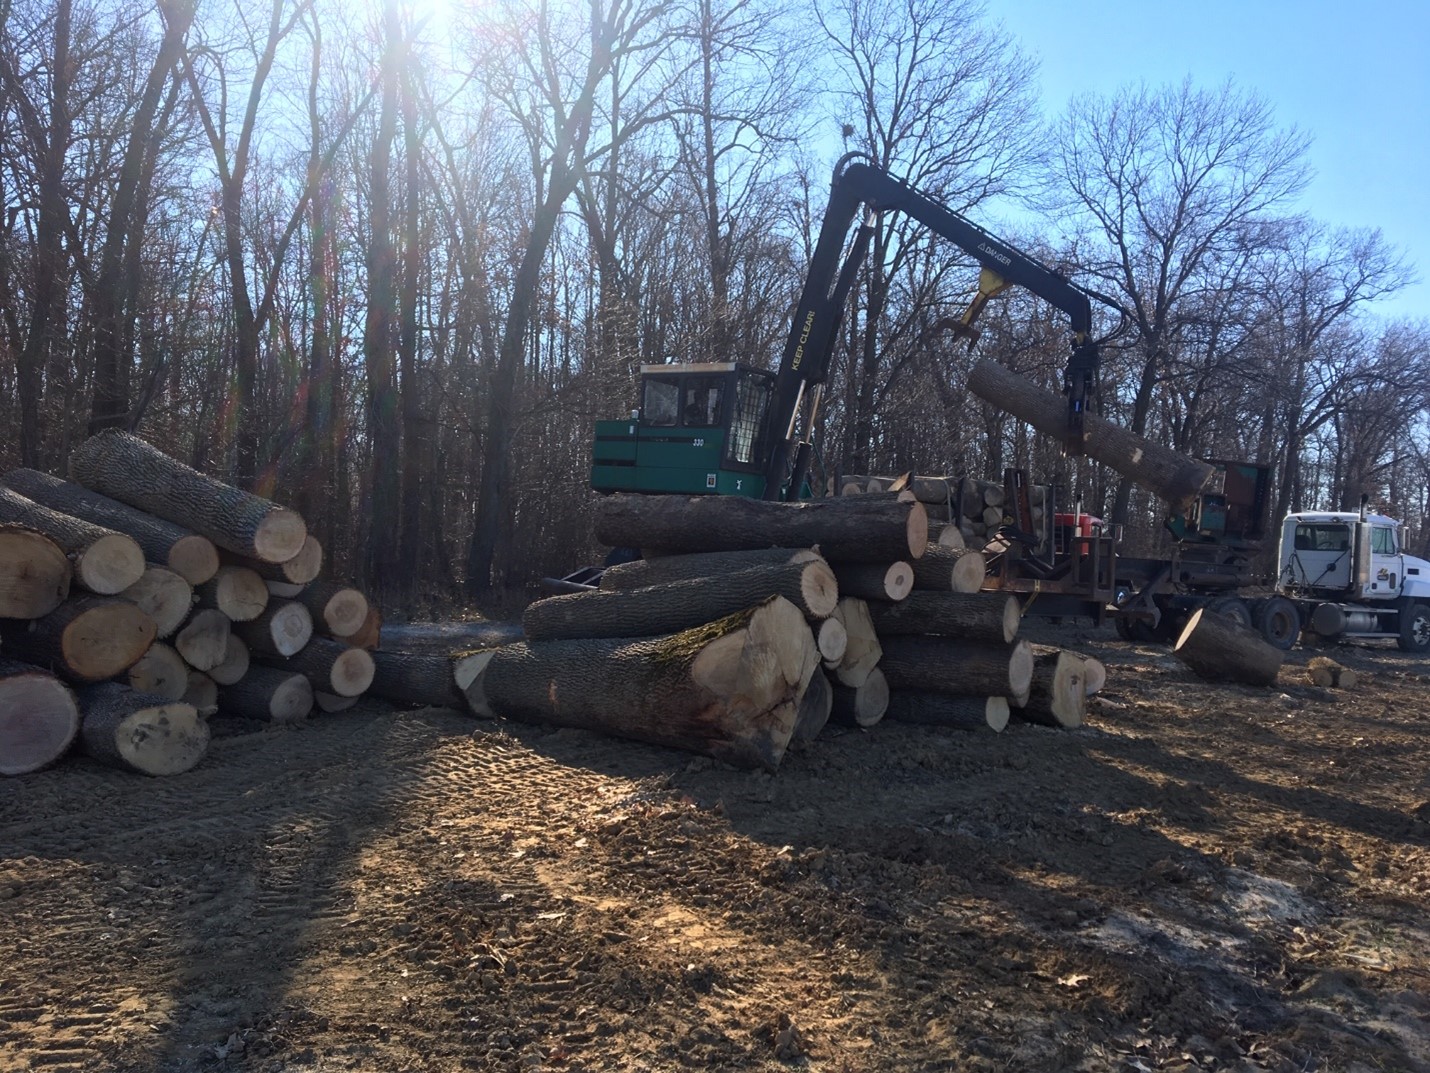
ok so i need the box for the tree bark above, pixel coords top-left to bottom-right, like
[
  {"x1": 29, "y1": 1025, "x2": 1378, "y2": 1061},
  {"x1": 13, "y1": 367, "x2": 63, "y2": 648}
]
[
  {"x1": 234, "y1": 600, "x2": 313, "y2": 658},
  {"x1": 69, "y1": 431, "x2": 307, "y2": 562},
  {"x1": 125, "y1": 642, "x2": 188, "y2": 701},
  {"x1": 174, "y1": 609, "x2": 231, "y2": 673},
  {"x1": 0, "y1": 658, "x2": 80, "y2": 775},
  {"x1": 369, "y1": 647, "x2": 466, "y2": 708},
  {"x1": 870, "y1": 592, "x2": 1021, "y2": 644},
  {"x1": 377, "y1": 619, "x2": 525, "y2": 652},
  {"x1": 119, "y1": 565, "x2": 193, "y2": 638},
  {"x1": 216, "y1": 665, "x2": 313, "y2": 723},
  {"x1": 261, "y1": 638, "x2": 374, "y2": 698},
  {"x1": 523, "y1": 561, "x2": 838, "y2": 642},
  {"x1": 2, "y1": 468, "x2": 219, "y2": 585},
  {"x1": 462, "y1": 597, "x2": 819, "y2": 771},
  {"x1": 0, "y1": 487, "x2": 145, "y2": 594},
  {"x1": 599, "y1": 547, "x2": 823, "y2": 590},
  {"x1": 77, "y1": 682, "x2": 207, "y2": 775},
  {"x1": 1, "y1": 597, "x2": 156, "y2": 682},
  {"x1": 884, "y1": 692, "x2": 1009, "y2": 732},
  {"x1": 828, "y1": 668, "x2": 889, "y2": 728},
  {"x1": 967, "y1": 359, "x2": 1216, "y2": 510},
  {"x1": 594, "y1": 493, "x2": 928, "y2": 563},
  {"x1": 909, "y1": 544, "x2": 985, "y2": 593},
  {"x1": 789, "y1": 667, "x2": 833, "y2": 746},
  {"x1": 879, "y1": 637, "x2": 1033, "y2": 707},
  {"x1": 0, "y1": 525, "x2": 70, "y2": 618},
  {"x1": 195, "y1": 565, "x2": 269, "y2": 623},
  {"x1": 1173, "y1": 608, "x2": 1284, "y2": 687}
]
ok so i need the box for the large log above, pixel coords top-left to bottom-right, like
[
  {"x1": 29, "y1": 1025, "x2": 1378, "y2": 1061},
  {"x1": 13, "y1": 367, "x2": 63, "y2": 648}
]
[
  {"x1": 314, "y1": 691, "x2": 360, "y2": 713},
  {"x1": 301, "y1": 580, "x2": 369, "y2": 639},
  {"x1": 1, "y1": 597, "x2": 156, "y2": 682},
  {"x1": 221, "y1": 534, "x2": 323, "y2": 585},
  {"x1": 967, "y1": 360, "x2": 1216, "y2": 509},
  {"x1": 884, "y1": 692, "x2": 1010, "y2": 732},
  {"x1": 77, "y1": 682, "x2": 208, "y2": 775},
  {"x1": 369, "y1": 648, "x2": 466, "y2": 708},
  {"x1": 182, "y1": 670, "x2": 219, "y2": 717},
  {"x1": 119, "y1": 565, "x2": 194, "y2": 638},
  {"x1": 832, "y1": 561, "x2": 912, "y2": 602},
  {"x1": 216, "y1": 665, "x2": 313, "y2": 723},
  {"x1": 0, "y1": 525, "x2": 71, "y2": 619},
  {"x1": 2, "y1": 468, "x2": 219, "y2": 585},
  {"x1": 125, "y1": 642, "x2": 189, "y2": 701},
  {"x1": 789, "y1": 667, "x2": 833, "y2": 746},
  {"x1": 379, "y1": 619, "x2": 526, "y2": 652},
  {"x1": 1173, "y1": 608, "x2": 1284, "y2": 687},
  {"x1": 909, "y1": 544, "x2": 986, "y2": 593},
  {"x1": 522, "y1": 560, "x2": 838, "y2": 642},
  {"x1": 870, "y1": 591, "x2": 1021, "y2": 644},
  {"x1": 594, "y1": 492, "x2": 928, "y2": 563},
  {"x1": 879, "y1": 636, "x2": 1033, "y2": 707},
  {"x1": 69, "y1": 430, "x2": 307, "y2": 562},
  {"x1": 827, "y1": 597, "x2": 881, "y2": 687},
  {"x1": 195, "y1": 565, "x2": 269, "y2": 622},
  {"x1": 598, "y1": 547, "x2": 824, "y2": 591},
  {"x1": 461, "y1": 596, "x2": 819, "y2": 771},
  {"x1": 234, "y1": 600, "x2": 312, "y2": 658},
  {"x1": 339, "y1": 605, "x2": 382, "y2": 649},
  {"x1": 174, "y1": 609, "x2": 231, "y2": 672},
  {"x1": 0, "y1": 487, "x2": 145, "y2": 594},
  {"x1": 1016, "y1": 649, "x2": 1087, "y2": 728},
  {"x1": 828, "y1": 668, "x2": 890, "y2": 728},
  {"x1": 263, "y1": 638, "x2": 375, "y2": 698},
  {"x1": 0, "y1": 658, "x2": 80, "y2": 775},
  {"x1": 812, "y1": 616, "x2": 848, "y2": 664},
  {"x1": 208, "y1": 634, "x2": 250, "y2": 686}
]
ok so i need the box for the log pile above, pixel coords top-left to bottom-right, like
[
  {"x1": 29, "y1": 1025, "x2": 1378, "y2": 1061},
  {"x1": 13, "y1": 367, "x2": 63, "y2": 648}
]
[
  {"x1": 0, "y1": 431, "x2": 380, "y2": 777},
  {"x1": 836, "y1": 471, "x2": 1049, "y2": 551}
]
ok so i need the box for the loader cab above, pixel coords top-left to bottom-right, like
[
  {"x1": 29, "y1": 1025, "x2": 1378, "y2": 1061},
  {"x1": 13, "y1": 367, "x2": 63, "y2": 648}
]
[{"x1": 591, "y1": 362, "x2": 776, "y2": 497}]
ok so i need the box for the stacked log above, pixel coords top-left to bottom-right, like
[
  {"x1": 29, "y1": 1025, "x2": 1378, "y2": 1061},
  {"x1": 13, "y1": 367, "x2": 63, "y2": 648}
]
[
  {"x1": 0, "y1": 658, "x2": 80, "y2": 775},
  {"x1": 837, "y1": 472, "x2": 1049, "y2": 550}
]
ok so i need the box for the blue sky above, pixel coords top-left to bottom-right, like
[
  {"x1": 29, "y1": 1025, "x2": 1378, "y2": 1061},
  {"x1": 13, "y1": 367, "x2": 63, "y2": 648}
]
[{"x1": 1002, "y1": 0, "x2": 1430, "y2": 323}]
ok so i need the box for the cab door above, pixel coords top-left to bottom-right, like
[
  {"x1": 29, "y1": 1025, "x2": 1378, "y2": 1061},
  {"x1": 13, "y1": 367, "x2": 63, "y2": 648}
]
[{"x1": 1363, "y1": 524, "x2": 1404, "y2": 598}]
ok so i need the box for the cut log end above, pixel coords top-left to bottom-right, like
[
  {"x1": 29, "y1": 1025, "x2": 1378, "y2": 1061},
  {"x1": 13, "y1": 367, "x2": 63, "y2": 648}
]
[
  {"x1": 168, "y1": 535, "x2": 220, "y2": 586},
  {"x1": 0, "y1": 527, "x2": 71, "y2": 619},
  {"x1": 74, "y1": 533, "x2": 146, "y2": 595},
  {"x1": 0, "y1": 663, "x2": 80, "y2": 775},
  {"x1": 79, "y1": 683, "x2": 208, "y2": 776},
  {"x1": 251, "y1": 508, "x2": 308, "y2": 564}
]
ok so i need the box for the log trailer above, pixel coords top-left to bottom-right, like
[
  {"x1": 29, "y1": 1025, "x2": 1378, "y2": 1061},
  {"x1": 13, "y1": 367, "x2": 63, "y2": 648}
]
[{"x1": 590, "y1": 155, "x2": 1117, "y2": 504}]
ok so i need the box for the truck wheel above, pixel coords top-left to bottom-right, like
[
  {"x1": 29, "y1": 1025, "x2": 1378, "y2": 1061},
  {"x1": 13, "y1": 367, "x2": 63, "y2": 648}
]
[
  {"x1": 1254, "y1": 595, "x2": 1301, "y2": 651},
  {"x1": 1397, "y1": 600, "x2": 1430, "y2": 653},
  {"x1": 1204, "y1": 596, "x2": 1253, "y2": 630}
]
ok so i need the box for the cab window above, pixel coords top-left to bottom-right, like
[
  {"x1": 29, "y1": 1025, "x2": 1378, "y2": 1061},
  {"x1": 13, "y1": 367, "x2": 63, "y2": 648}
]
[
  {"x1": 642, "y1": 378, "x2": 680, "y2": 426},
  {"x1": 681, "y1": 376, "x2": 725, "y2": 427},
  {"x1": 1372, "y1": 526, "x2": 1398, "y2": 555}
]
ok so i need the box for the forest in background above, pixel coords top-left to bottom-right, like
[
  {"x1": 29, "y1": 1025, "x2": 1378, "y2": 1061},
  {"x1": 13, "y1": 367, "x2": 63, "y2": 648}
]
[{"x1": 0, "y1": 0, "x2": 1424, "y2": 610}]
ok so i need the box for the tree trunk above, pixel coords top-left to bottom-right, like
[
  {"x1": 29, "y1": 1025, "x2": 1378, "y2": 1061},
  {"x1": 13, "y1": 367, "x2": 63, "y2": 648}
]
[
  {"x1": 119, "y1": 565, "x2": 193, "y2": 638},
  {"x1": 870, "y1": 592, "x2": 1020, "y2": 644},
  {"x1": 522, "y1": 561, "x2": 837, "y2": 642},
  {"x1": 879, "y1": 637, "x2": 1033, "y2": 707},
  {"x1": 827, "y1": 597, "x2": 881, "y2": 687},
  {"x1": 174, "y1": 609, "x2": 231, "y2": 672},
  {"x1": 195, "y1": 566, "x2": 269, "y2": 623},
  {"x1": 1016, "y1": 649, "x2": 1087, "y2": 728},
  {"x1": 69, "y1": 431, "x2": 307, "y2": 562},
  {"x1": 369, "y1": 647, "x2": 465, "y2": 708},
  {"x1": 789, "y1": 667, "x2": 833, "y2": 746},
  {"x1": 221, "y1": 536, "x2": 323, "y2": 585},
  {"x1": 3, "y1": 468, "x2": 220, "y2": 585},
  {"x1": 235, "y1": 600, "x2": 313, "y2": 658},
  {"x1": 461, "y1": 597, "x2": 819, "y2": 771},
  {"x1": 0, "y1": 487, "x2": 145, "y2": 594},
  {"x1": 0, "y1": 658, "x2": 80, "y2": 775},
  {"x1": 262, "y1": 638, "x2": 374, "y2": 698},
  {"x1": 301, "y1": 581, "x2": 370, "y2": 638},
  {"x1": 77, "y1": 682, "x2": 207, "y2": 775},
  {"x1": 832, "y1": 562, "x2": 912, "y2": 602},
  {"x1": 594, "y1": 493, "x2": 928, "y2": 563},
  {"x1": 967, "y1": 359, "x2": 1215, "y2": 510},
  {"x1": 217, "y1": 666, "x2": 314, "y2": 723},
  {"x1": 909, "y1": 544, "x2": 986, "y2": 593},
  {"x1": 884, "y1": 692, "x2": 1009, "y2": 732},
  {"x1": 208, "y1": 634, "x2": 250, "y2": 686},
  {"x1": 599, "y1": 547, "x2": 824, "y2": 591},
  {"x1": 378, "y1": 619, "x2": 525, "y2": 652},
  {"x1": 828, "y1": 668, "x2": 889, "y2": 728},
  {"x1": 125, "y1": 642, "x2": 188, "y2": 701},
  {"x1": 0, "y1": 526, "x2": 70, "y2": 618},
  {"x1": 1, "y1": 597, "x2": 156, "y2": 682},
  {"x1": 1173, "y1": 608, "x2": 1284, "y2": 687}
]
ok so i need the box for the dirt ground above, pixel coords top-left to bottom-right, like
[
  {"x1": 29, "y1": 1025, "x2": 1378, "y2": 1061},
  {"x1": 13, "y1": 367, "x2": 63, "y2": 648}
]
[{"x1": 2, "y1": 624, "x2": 1429, "y2": 1073}]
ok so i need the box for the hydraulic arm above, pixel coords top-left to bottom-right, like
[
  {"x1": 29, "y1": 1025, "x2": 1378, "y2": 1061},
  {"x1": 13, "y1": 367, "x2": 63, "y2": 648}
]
[{"x1": 762, "y1": 157, "x2": 1108, "y2": 500}]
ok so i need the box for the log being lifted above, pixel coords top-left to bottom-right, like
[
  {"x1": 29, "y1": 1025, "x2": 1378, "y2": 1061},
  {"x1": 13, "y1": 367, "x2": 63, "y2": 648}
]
[
  {"x1": 0, "y1": 525, "x2": 71, "y2": 619},
  {"x1": 594, "y1": 492, "x2": 928, "y2": 563},
  {"x1": 879, "y1": 636, "x2": 1033, "y2": 707},
  {"x1": 119, "y1": 565, "x2": 194, "y2": 638},
  {"x1": 789, "y1": 668, "x2": 833, "y2": 746},
  {"x1": 68, "y1": 430, "x2": 307, "y2": 563},
  {"x1": 0, "y1": 658, "x2": 80, "y2": 775},
  {"x1": 461, "y1": 596, "x2": 819, "y2": 771},
  {"x1": 0, "y1": 487, "x2": 145, "y2": 594},
  {"x1": 909, "y1": 544, "x2": 986, "y2": 593},
  {"x1": 77, "y1": 681, "x2": 208, "y2": 775},
  {"x1": 3, "y1": 468, "x2": 219, "y2": 585},
  {"x1": 262, "y1": 637, "x2": 375, "y2": 698},
  {"x1": 1173, "y1": 608, "x2": 1284, "y2": 687},
  {"x1": 195, "y1": 565, "x2": 269, "y2": 622},
  {"x1": 1016, "y1": 649, "x2": 1087, "y2": 728},
  {"x1": 1, "y1": 597, "x2": 157, "y2": 682},
  {"x1": 598, "y1": 547, "x2": 824, "y2": 591},
  {"x1": 522, "y1": 559, "x2": 838, "y2": 642},
  {"x1": 828, "y1": 667, "x2": 890, "y2": 728},
  {"x1": 884, "y1": 692, "x2": 1010, "y2": 732},
  {"x1": 216, "y1": 665, "x2": 313, "y2": 723},
  {"x1": 967, "y1": 360, "x2": 1215, "y2": 510},
  {"x1": 870, "y1": 591, "x2": 1021, "y2": 644}
]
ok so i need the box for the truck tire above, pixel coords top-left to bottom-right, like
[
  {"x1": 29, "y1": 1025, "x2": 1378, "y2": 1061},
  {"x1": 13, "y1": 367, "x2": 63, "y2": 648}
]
[
  {"x1": 1397, "y1": 599, "x2": 1430, "y2": 653},
  {"x1": 1204, "y1": 595, "x2": 1253, "y2": 630},
  {"x1": 1254, "y1": 595, "x2": 1301, "y2": 651}
]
